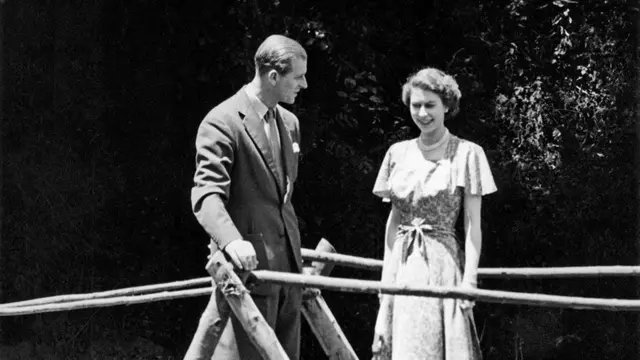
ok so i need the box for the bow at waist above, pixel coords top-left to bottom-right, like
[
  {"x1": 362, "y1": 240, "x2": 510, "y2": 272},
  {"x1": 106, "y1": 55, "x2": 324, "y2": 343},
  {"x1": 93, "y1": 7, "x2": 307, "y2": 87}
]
[{"x1": 397, "y1": 218, "x2": 457, "y2": 265}]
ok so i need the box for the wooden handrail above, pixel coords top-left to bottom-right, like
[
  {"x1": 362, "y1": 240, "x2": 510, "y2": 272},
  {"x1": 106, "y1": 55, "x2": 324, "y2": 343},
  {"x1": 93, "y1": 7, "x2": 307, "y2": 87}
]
[
  {"x1": 302, "y1": 249, "x2": 640, "y2": 278},
  {"x1": 249, "y1": 271, "x2": 640, "y2": 312}
]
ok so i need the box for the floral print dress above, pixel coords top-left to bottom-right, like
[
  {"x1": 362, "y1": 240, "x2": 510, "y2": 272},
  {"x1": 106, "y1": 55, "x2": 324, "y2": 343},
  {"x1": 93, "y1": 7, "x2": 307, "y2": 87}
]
[{"x1": 373, "y1": 134, "x2": 497, "y2": 360}]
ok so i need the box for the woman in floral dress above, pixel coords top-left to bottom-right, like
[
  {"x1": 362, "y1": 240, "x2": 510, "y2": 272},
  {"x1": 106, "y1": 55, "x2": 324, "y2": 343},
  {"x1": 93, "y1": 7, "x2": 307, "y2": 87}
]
[{"x1": 371, "y1": 68, "x2": 497, "y2": 360}]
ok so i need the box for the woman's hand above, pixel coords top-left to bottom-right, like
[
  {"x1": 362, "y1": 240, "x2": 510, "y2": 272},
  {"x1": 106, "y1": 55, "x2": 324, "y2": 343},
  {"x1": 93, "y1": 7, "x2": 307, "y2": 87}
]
[
  {"x1": 458, "y1": 279, "x2": 477, "y2": 311},
  {"x1": 371, "y1": 297, "x2": 392, "y2": 360},
  {"x1": 371, "y1": 326, "x2": 391, "y2": 360}
]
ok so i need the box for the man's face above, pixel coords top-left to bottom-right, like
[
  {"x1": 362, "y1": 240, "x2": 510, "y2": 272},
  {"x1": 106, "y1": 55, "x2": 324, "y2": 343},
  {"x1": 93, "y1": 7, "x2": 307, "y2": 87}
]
[{"x1": 273, "y1": 57, "x2": 308, "y2": 104}]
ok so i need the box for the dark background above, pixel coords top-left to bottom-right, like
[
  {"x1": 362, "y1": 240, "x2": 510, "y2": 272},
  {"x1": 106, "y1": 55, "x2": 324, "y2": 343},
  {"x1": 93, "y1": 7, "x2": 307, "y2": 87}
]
[{"x1": 1, "y1": 0, "x2": 638, "y2": 359}]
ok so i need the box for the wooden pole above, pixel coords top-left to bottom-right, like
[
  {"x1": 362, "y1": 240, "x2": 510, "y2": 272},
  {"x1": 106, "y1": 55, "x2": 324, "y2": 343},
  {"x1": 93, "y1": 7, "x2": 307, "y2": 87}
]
[
  {"x1": 208, "y1": 251, "x2": 289, "y2": 360},
  {"x1": 182, "y1": 282, "x2": 231, "y2": 359},
  {"x1": 478, "y1": 265, "x2": 640, "y2": 278},
  {"x1": 250, "y1": 271, "x2": 640, "y2": 311},
  {"x1": 304, "y1": 239, "x2": 337, "y2": 277},
  {"x1": 183, "y1": 248, "x2": 251, "y2": 360},
  {"x1": 6, "y1": 263, "x2": 640, "y2": 309},
  {"x1": 301, "y1": 239, "x2": 358, "y2": 360},
  {"x1": 302, "y1": 250, "x2": 640, "y2": 278},
  {"x1": 303, "y1": 296, "x2": 358, "y2": 360},
  {"x1": 3, "y1": 251, "x2": 640, "y2": 307},
  {"x1": 0, "y1": 287, "x2": 214, "y2": 316},
  {"x1": 4, "y1": 277, "x2": 209, "y2": 308},
  {"x1": 301, "y1": 248, "x2": 383, "y2": 271},
  {"x1": 6, "y1": 267, "x2": 640, "y2": 316}
]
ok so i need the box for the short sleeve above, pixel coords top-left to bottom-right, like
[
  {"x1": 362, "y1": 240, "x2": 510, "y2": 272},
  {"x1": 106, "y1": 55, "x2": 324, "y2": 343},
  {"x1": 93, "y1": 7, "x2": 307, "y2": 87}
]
[
  {"x1": 372, "y1": 145, "x2": 395, "y2": 202},
  {"x1": 455, "y1": 142, "x2": 497, "y2": 196}
]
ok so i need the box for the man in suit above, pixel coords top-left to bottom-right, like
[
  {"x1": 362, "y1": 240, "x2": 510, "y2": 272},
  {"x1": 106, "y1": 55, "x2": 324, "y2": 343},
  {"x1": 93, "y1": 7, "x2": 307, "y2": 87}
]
[{"x1": 190, "y1": 34, "x2": 308, "y2": 359}]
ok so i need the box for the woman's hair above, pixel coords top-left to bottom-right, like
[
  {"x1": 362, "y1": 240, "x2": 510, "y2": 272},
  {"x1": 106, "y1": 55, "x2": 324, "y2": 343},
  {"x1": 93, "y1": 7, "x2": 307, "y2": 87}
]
[
  {"x1": 254, "y1": 35, "x2": 307, "y2": 76},
  {"x1": 401, "y1": 67, "x2": 462, "y2": 117}
]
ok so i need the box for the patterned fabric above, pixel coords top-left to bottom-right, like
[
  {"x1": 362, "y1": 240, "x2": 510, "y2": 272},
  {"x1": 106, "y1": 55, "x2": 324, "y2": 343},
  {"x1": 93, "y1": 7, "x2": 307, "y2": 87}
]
[{"x1": 372, "y1": 135, "x2": 496, "y2": 360}]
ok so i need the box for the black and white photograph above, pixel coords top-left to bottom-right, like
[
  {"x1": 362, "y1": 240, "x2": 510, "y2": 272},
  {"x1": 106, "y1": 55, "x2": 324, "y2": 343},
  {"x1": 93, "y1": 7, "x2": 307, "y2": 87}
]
[{"x1": 0, "y1": 0, "x2": 638, "y2": 359}]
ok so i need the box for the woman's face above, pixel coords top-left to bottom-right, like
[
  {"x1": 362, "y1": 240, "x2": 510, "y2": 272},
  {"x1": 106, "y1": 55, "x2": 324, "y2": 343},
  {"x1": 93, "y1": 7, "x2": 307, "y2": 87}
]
[{"x1": 409, "y1": 87, "x2": 448, "y2": 136}]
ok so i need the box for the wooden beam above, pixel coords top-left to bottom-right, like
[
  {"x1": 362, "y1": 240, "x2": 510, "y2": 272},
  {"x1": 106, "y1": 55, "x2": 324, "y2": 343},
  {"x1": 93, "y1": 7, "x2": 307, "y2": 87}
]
[
  {"x1": 478, "y1": 266, "x2": 640, "y2": 278},
  {"x1": 305, "y1": 239, "x2": 337, "y2": 277},
  {"x1": 250, "y1": 271, "x2": 640, "y2": 311},
  {"x1": 208, "y1": 251, "x2": 289, "y2": 360},
  {"x1": 301, "y1": 248, "x2": 383, "y2": 271},
  {"x1": 182, "y1": 282, "x2": 231, "y2": 359},
  {"x1": 183, "y1": 248, "x2": 241, "y2": 360},
  {"x1": 6, "y1": 265, "x2": 640, "y2": 316},
  {"x1": 301, "y1": 239, "x2": 358, "y2": 360},
  {"x1": 4, "y1": 277, "x2": 209, "y2": 308},
  {"x1": 301, "y1": 250, "x2": 640, "y2": 278},
  {"x1": 0, "y1": 287, "x2": 214, "y2": 316}
]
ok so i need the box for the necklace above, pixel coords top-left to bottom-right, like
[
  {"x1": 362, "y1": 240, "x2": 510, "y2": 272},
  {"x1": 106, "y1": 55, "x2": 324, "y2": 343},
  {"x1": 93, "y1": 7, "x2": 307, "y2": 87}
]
[{"x1": 418, "y1": 129, "x2": 450, "y2": 152}]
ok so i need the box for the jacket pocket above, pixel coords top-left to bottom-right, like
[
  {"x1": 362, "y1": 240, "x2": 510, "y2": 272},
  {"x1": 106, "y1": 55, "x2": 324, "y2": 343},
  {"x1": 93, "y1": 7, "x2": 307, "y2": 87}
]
[
  {"x1": 248, "y1": 236, "x2": 277, "y2": 296},
  {"x1": 245, "y1": 233, "x2": 267, "y2": 270}
]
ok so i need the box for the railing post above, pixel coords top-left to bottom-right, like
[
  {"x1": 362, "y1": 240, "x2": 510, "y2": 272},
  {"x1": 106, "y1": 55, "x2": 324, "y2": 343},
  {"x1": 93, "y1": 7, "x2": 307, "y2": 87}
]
[
  {"x1": 182, "y1": 279, "x2": 232, "y2": 359},
  {"x1": 209, "y1": 251, "x2": 289, "y2": 360},
  {"x1": 183, "y1": 250, "x2": 289, "y2": 360},
  {"x1": 301, "y1": 239, "x2": 359, "y2": 360}
]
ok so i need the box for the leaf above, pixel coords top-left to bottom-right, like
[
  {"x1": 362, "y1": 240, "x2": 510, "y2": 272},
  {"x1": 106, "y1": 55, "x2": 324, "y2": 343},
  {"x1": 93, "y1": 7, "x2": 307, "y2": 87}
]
[
  {"x1": 344, "y1": 77, "x2": 356, "y2": 89},
  {"x1": 369, "y1": 95, "x2": 383, "y2": 104},
  {"x1": 337, "y1": 91, "x2": 348, "y2": 98}
]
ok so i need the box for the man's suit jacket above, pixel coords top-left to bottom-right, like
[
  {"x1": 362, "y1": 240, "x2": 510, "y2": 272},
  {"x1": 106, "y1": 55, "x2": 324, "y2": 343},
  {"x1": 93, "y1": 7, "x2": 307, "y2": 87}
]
[{"x1": 191, "y1": 86, "x2": 302, "y2": 295}]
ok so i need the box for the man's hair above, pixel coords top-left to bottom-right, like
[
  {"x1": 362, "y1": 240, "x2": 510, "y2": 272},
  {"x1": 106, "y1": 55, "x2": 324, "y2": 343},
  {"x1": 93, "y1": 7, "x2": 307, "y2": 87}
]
[
  {"x1": 254, "y1": 35, "x2": 307, "y2": 76},
  {"x1": 401, "y1": 67, "x2": 462, "y2": 117}
]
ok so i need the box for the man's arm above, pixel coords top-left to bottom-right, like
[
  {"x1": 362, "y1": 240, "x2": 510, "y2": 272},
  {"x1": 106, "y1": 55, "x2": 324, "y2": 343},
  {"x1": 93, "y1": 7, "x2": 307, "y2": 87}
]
[
  {"x1": 191, "y1": 113, "x2": 242, "y2": 248},
  {"x1": 191, "y1": 114, "x2": 258, "y2": 270}
]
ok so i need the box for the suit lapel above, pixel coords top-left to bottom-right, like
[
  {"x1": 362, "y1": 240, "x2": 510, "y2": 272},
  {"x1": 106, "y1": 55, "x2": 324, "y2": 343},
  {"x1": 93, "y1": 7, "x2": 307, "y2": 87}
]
[{"x1": 237, "y1": 88, "x2": 283, "y2": 196}]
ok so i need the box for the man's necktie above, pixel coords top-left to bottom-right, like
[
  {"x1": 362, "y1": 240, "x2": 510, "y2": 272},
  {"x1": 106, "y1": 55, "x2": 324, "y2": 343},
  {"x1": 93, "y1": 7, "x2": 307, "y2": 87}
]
[{"x1": 265, "y1": 108, "x2": 285, "y2": 188}]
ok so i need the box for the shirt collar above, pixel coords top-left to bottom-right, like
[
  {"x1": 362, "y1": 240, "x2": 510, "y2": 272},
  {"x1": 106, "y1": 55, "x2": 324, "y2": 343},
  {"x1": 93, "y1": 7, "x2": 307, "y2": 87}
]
[{"x1": 245, "y1": 85, "x2": 274, "y2": 121}]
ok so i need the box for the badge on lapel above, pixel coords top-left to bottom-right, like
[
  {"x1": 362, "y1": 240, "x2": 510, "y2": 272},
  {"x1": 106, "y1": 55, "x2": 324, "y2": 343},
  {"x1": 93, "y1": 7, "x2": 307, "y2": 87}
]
[{"x1": 292, "y1": 142, "x2": 300, "y2": 154}]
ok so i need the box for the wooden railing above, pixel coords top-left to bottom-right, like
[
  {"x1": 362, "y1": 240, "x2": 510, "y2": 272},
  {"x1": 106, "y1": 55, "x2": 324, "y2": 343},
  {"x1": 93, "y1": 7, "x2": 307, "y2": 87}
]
[{"x1": 1, "y1": 239, "x2": 639, "y2": 360}]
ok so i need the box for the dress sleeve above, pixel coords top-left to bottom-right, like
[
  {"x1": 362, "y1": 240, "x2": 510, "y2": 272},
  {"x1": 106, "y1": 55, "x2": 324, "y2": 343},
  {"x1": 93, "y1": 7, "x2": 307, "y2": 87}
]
[
  {"x1": 455, "y1": 142, "x2": 497, "y2": 196},
  {"x1": 372, "y1": 145, "x2": 395, "y2": 202}
]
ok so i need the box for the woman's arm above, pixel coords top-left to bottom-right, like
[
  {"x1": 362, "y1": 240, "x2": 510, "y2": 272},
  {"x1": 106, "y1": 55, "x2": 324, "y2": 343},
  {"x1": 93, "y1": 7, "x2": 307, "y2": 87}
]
[
  {"x1": 462, "y1": 193, "x2": 483, "y2": 286},
  {"x1": 381, "y1": 205, "x2": 401, "y2": 282},
  {"x1": 374, "y1": 204, "x2": 401, "y2": 340}
]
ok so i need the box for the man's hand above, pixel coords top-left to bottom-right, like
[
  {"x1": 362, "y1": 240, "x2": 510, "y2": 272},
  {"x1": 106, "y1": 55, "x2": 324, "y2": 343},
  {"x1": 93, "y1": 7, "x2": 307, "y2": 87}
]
[{"x1": 223, "y1": 240, "x2": 258, "y2": 271}]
